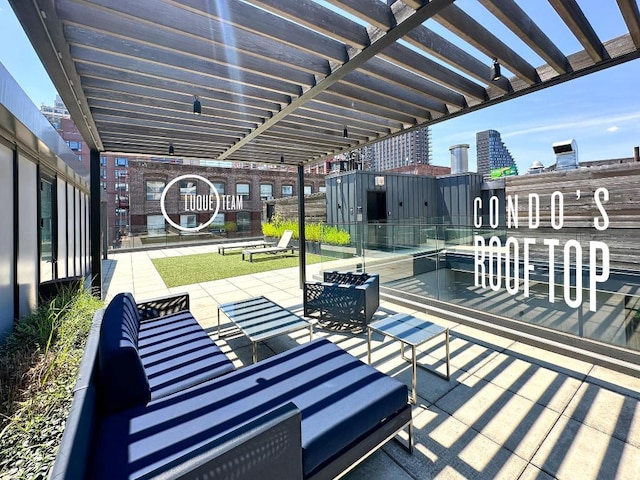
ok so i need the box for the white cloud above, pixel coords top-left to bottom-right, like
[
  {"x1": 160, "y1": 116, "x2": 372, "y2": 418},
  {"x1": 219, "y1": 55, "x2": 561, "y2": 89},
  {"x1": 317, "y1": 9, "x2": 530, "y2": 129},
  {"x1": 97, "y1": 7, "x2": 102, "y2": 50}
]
[
  {"x1": 606, "y1": 126, "x2": 619, "y2": 132},
  {"x1": 501, "y1": 112, "x2": 640, "y2": 138}
]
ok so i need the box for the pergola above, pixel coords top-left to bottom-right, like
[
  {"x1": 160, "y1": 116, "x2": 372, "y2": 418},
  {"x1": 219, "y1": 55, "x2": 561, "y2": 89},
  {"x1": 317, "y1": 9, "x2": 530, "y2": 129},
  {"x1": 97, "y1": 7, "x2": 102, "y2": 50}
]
[{"x1": 9, "y1": 0, "x2": 640, "y2": 292}]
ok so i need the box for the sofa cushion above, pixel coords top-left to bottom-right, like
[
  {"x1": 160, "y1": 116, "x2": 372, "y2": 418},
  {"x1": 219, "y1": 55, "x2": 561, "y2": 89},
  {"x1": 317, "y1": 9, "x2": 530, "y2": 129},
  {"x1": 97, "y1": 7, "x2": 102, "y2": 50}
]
[
  {"x1": 98, "y1": 293, "x2": 150, "y2": 414},
  {"x1": 90, "y1": 338, "x2": 408, "y2": 479},
  {"x1": 138, "y1": 311, "x2": 235, "y2": 399}
]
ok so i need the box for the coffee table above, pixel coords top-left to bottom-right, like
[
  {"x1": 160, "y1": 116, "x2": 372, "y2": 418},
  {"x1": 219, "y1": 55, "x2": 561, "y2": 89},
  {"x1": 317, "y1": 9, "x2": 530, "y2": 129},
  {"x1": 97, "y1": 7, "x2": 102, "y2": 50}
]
[
  {"x1": 217, "y1": 296, "x2": 313, "y2": 363},
  {"x1": 368, "y1": 313, "x2": 450, "y2": 404}
]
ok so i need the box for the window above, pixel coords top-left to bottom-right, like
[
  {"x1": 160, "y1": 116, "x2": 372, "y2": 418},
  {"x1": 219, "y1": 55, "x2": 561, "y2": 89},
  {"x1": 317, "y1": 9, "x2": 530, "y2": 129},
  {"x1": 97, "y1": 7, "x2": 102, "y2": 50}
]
[
  {"x1": 180, "y1": 180, "x2": 197, "y2": 199},
  {"x1": 100, "y1": 168, "x2": 106, "y2": 179},
  {"x1": 260, "y1": 183, "x2": 273, "y2": 200},
  {"x1": 76, "y1": 154, "x2": 83, "y2": 162},
  {"x1": 304, "y1": 185, "x2": 312, "y2": 195},
  {"x1": 115, "y1": 182, "x2": 128, "y2": 192},
  {"x1": 40, "y1": 178, "x2": 55, "y2": 282},
  {"x1": 115, "y1": 208, "x2": 128, "y2": 230},
  {"x1": 114, "y1": 169, "x2": 127, "y2": 179},
  {"x1": 236, "y1": 182, "x2": 250, "y2": 199},
  {"x1": 211, "y1": 213, "x2": 226, "y2": 232},
  {"x1": 282, "y1": 185, "x2": 293, "y2": 197},
  {"x1": 100, "y1": 156, "x2": 107, "y2": 166},
  {"x1": 146, "y1": 180, "x2": 165, "y2": 200},
  {"x1": 180, "y1": 214, "x2": 197, "y2": 229},
  {"x1": 146, "y1": 215, "x2": 165, "y2": 236},
  {"x1": 67, "y1": 140, "x2": 81, "y2": 151},
  {"x1": 100, "y1": 182, "x2": 107, "y2": 190},
  {"x1": 115, "y1": 157, "x2": 128, "y2": 167},
  {"x1": 237, "y1": 211, "x2": 251, "y2": 232},
  {"x1": 319, "y1": 186, "x2": 326, "y2": 193},
  {"x1": 211, "y1": 181, "x2": 225, "y2": 195}
]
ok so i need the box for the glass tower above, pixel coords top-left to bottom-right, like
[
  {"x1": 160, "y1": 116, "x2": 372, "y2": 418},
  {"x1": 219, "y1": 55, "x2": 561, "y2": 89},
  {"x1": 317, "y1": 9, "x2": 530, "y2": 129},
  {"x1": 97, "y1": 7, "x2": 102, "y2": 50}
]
[{"x1": 476, "y1": 129, "x2": 517, "y2": 177}]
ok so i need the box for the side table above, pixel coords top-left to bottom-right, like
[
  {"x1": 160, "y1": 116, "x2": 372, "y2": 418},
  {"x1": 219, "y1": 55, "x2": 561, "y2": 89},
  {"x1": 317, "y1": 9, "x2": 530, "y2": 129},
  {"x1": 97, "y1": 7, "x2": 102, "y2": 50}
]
[{"x1": 368, "y1": 313, "x2": 450, "y2": 404}]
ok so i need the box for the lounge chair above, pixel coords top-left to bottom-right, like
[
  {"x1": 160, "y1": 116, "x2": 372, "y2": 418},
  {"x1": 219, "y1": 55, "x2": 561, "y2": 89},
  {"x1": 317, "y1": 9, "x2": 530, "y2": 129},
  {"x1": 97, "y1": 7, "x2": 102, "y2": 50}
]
[
  {"x1": 217, "y1": 239, "x2": 271, "y2": 255},
  {"x1": 242, "y1": 229, "x2": 296, "y2": 262}
]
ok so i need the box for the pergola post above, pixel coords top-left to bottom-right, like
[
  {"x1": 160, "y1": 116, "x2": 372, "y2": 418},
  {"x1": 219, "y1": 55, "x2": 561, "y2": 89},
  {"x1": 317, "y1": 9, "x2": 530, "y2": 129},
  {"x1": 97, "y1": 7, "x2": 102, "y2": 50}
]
[
  {"x1": 90, "y1": 149, "x2": 102, "y2": 297},
  {"x1": 297, "y1": 165, "x2": 306, "y2": 289}
]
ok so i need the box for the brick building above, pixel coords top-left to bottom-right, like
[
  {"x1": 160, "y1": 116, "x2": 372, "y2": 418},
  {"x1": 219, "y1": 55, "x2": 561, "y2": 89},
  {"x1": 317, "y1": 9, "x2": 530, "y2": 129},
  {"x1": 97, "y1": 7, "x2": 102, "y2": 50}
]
[
  {"x1": 128, "y1": 160, "x2": 326, "y2": 237},
  {"x1": 56, "y1": 118, "x2": 130, "y2": 242}
]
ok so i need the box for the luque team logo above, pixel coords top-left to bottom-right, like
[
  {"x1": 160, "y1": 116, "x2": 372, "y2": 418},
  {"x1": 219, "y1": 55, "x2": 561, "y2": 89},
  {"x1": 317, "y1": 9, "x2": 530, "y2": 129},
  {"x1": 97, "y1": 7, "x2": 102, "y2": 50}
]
[{"x1": 160, "y1": 174, "x2": 242, "y2": 232}]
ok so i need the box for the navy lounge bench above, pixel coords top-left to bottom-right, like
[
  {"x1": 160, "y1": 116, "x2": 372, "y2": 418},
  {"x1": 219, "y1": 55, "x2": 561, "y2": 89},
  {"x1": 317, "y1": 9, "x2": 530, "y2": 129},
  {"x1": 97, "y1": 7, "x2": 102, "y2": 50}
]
[{"x1": 51, "y1": 292, "x2": 412, "y2": 480}]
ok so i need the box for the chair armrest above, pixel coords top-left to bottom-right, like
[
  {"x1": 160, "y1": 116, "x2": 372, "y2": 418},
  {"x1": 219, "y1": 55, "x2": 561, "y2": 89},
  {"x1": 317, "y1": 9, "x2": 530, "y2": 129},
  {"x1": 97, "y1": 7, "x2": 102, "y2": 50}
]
[
  {"x1": 137, "y1": 293, "x2": 190, "y2": 320},
  {"x1": 155, "y1": 402, "x2": 303, "y2": 480}
]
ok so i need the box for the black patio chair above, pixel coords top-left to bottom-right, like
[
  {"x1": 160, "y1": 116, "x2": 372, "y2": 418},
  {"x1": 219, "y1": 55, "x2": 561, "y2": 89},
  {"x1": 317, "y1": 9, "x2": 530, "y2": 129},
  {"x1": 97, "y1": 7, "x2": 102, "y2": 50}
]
[{"x1": 303, "y1": 271, "x2": 380, "y2": 328}]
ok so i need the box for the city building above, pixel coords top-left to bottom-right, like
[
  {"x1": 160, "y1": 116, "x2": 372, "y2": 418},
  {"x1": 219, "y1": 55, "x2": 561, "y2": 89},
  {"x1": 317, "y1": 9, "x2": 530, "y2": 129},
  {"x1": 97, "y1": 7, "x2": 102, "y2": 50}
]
[
  {"x1": 127, "y1": 159, "x2": 325, "y2": 239},
  {"x1": 39, "y1": 94, "x2": 69, "y2": 129},
  {"x1": 476, "y1": 129, "x2": 518, "y2": 178},
  {"x1": 360, "y1": 126, "x2": 432, "y2": 172}
]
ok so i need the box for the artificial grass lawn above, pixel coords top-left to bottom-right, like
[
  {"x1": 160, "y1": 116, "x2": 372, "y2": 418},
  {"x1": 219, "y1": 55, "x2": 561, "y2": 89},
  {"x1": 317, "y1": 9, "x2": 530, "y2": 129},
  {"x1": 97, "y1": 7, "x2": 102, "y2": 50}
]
[{"x1": 152, "y1": 251, "x2": 328, "y2": 287}]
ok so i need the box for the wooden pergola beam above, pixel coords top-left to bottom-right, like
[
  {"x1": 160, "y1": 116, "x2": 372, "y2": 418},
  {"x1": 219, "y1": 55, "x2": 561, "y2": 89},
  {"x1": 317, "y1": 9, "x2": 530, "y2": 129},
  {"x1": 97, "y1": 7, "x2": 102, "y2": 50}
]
[{"x1": 548, "y1": 0, "x2": 605, "y2": 63}]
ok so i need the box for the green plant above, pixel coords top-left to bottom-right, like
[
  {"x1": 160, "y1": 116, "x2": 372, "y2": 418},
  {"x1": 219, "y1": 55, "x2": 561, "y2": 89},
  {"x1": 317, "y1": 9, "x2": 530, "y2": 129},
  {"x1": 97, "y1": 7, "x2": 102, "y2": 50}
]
[
  {"x1": 224, "y1": 221, "x2": 237, "y2": 233},
  {"x1": 261, "y1": 216, "x2": 350, "y2": 246},
  {"x1": 0, "y1": 288, "x2": 102, "y2": 479}
]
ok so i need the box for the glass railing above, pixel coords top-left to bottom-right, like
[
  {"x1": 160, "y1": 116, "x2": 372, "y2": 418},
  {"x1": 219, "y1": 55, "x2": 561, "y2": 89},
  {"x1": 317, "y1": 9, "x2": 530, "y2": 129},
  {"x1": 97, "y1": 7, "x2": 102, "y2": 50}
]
[
  {"x1": 314, "y1": 221, "x2": 640, "y2": 353},
  {"x1": 108, "y1": 217, "x2": 640, "y2": 352},
  {"x1": 108, "y1": 220, "x2": 264, "y2": 251}
]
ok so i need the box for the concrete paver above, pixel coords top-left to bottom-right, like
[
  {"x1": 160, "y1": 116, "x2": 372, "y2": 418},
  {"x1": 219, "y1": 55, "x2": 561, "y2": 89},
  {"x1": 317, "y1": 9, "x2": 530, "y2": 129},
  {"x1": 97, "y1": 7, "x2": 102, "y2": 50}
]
[{"x1": 102, "y1": 247, "x2": 640, "y2": 480}]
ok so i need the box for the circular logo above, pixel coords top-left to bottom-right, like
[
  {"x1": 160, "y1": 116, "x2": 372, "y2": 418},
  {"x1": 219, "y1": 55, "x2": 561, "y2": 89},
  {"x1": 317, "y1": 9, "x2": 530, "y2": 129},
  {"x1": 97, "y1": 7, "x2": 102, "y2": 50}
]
[{"x1": 160, "y1": 174, "x2": 220, "y2": 232}]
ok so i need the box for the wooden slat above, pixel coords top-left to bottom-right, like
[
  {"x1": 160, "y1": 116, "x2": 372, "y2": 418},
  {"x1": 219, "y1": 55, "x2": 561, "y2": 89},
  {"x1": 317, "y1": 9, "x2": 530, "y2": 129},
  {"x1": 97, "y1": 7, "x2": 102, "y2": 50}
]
[
  {"x1": 58, "y1": 0, "x2": 329, "y2": 79},
  {"x1": 324, "y1": 0, "x2": 395, "y2": 32},
  {"x1": 250, "y1": 0, "x2": 371, "y2": 49},
  {"x1": 216, "y1": 0, "x2": 456, "y2": 160},
  {"x1": 548, "y1": 0, "x2": 605, "y2": 63},
  {"x1": 380, "y1": 43, "x2": 490, "y2": 101},
  {"x1": 434, "y1": 3, "x2": 539, "y2": 85},
  {"x1": 403, "y1": 25, "x2": 510, "y2": 94},
  {"x1": 479, "y1": 0, "x2": 570, "y2": 74},
  {"x1": 361, "y1": 57, "x2": 467, "y2": 108},
  {"x1": 616, "y1": 0, "x2": 640, "y2": 48},
  {"x1": 342, "y1": 70, "x2": 449, "y2": 114}
]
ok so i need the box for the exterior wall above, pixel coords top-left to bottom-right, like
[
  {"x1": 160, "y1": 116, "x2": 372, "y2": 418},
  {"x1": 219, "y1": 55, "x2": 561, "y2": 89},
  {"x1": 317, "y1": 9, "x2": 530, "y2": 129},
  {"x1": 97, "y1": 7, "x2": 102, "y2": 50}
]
[
  {"x1": 436, "y1": 174, "x2": 484, "y2": 223},
  {"x1": 128, "y1": 160, "x2": 325, "y2": 236},
  {"x1": 264, "y1": 193, "x2": 327, "y2": 223},
  {"x1": 1, "y1": 65, "x2": 90, "y2": 341},
  {"x1": 386, "y1": 164, "x2": 451, "y2": 176},
  {"x1": 326, "y1": 171, "x2": 440, "y2": 248},
  {"x1": 503, "y1": 162, "x2": 640, "y2": 270}
]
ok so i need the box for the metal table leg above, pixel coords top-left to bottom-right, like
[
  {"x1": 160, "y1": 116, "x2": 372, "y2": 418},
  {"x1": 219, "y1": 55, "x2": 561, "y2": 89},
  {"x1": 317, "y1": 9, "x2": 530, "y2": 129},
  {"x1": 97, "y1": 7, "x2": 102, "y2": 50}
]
[{"x1": 411, "y1": 344, "x2": 417, "y2": 404}]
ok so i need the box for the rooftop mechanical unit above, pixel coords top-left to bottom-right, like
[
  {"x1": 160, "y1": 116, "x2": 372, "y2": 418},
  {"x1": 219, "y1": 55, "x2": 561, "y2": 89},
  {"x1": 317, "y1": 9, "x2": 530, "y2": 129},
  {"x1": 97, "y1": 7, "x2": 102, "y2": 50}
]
[{"x1": 552, "y1": 139, "x2": 579, "y2": 171}]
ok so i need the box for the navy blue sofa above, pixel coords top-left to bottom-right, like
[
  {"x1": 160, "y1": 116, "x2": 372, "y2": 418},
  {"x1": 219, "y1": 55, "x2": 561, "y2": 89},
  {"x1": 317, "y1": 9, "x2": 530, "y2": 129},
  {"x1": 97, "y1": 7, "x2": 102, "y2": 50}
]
[{"x1": 51, "y1": 292, "x2": 412, "y2": 479}]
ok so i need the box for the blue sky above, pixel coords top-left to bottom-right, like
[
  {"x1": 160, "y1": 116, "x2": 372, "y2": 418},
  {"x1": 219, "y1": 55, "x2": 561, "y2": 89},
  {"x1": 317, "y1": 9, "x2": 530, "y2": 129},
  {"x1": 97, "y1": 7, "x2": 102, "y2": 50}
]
[{"x1": 1, "y1": 0, "x2": 639, "y2": 174}]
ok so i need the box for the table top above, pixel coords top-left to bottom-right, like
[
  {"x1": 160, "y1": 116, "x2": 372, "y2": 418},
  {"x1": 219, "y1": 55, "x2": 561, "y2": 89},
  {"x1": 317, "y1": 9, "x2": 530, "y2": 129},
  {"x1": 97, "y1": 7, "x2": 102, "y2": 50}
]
[
  {"x1": 218, "y1": 296, "x2": 310, "y2": 343},
  {"x1": 369, "y1": 313, "x2": 447, "y2": 347}
]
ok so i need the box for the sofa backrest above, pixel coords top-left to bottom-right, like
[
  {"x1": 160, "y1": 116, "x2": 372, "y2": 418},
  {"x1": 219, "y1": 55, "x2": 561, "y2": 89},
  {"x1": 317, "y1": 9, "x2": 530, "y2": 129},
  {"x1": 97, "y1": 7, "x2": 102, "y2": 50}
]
[{"x1": 97, "y1": 292, "x2": 150, "y2": 414}]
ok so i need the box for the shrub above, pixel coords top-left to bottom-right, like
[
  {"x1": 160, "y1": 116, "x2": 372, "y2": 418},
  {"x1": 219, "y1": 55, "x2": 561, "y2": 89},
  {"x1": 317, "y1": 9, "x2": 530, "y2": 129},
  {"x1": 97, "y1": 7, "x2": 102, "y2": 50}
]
[
  {"x1": 0, "y1": 288, "x2": 102, "y2": 479},
  {"x1": 261, "y1": 216, "x2": 350, "y2": 245}
]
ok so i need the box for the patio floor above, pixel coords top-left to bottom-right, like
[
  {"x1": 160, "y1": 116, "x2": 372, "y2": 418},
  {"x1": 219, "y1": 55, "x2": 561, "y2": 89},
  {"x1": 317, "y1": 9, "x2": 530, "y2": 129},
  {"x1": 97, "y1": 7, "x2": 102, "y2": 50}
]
[{"x1": 102, "y1": 245, "x2": 640, "y2": 480}]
